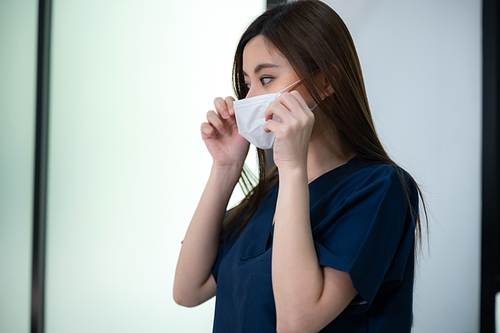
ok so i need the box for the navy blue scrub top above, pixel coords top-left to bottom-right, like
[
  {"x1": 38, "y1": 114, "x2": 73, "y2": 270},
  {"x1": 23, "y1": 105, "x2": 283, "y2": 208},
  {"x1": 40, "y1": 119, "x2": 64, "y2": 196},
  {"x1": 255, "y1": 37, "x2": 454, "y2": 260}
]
[{"x1": 211, "y1": 157, "x2": 418, "y2": 332}]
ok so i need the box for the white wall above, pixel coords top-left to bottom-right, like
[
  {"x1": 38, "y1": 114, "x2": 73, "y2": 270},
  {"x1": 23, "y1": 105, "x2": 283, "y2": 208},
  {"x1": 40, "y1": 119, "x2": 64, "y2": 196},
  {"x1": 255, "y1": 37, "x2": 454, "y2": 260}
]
[
  {"x1": 0, "y1": 1, "x2": 37, "y2": 332},
  {"x1": 45, "y1": 1, "x2": 264, "y2": 332},
  {"x1": 323, "y1": 1, "x2": 482, "y2": 332}
]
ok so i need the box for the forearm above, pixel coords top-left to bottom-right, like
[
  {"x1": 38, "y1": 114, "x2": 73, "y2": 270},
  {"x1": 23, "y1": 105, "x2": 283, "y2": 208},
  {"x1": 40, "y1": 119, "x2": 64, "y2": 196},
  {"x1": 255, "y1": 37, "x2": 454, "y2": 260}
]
[
  {"x1": 174, "y1": 164, "x2": 241, "y2": 305},
  {"x1": 272, "y1": 167, "x2": 325, "y2": 328}
]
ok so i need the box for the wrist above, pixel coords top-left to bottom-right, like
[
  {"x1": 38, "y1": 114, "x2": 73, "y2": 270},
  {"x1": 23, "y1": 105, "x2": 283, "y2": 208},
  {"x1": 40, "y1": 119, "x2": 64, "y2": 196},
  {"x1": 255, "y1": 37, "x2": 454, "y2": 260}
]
[
  {"x1": 210, "y1": 163, "x2": 243, "y2": 188},
  {"x1": 211, "y1": 162, "x2": 243, "y2": 176},
  {"x1": 278, "y1": 165, "x2": 308, "y2": 186}
]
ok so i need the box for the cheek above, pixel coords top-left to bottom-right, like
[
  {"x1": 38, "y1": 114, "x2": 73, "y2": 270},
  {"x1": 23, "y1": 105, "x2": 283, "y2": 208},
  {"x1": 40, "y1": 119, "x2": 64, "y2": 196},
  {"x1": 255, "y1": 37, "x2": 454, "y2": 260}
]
[{"x1": 296, "y1": 87, "x2": 315, "y2": 108}]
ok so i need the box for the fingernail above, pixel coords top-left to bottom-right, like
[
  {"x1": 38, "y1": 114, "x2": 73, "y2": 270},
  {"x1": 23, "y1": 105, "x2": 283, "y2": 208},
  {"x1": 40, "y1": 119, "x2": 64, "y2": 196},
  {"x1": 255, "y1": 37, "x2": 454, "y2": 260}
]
[
  {"x1": 220, "y1": 127, "x2": 227, "y2": 134},
  {"x1": 222, "y1": 110, "x2": 229, "y2": 118}
]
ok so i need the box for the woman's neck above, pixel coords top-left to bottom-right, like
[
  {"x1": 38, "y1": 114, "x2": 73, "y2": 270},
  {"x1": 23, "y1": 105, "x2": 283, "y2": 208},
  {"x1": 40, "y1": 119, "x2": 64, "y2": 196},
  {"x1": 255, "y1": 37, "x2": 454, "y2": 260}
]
[{"x1": 306, "y1": 120, "x2": 354, "y2": 184}]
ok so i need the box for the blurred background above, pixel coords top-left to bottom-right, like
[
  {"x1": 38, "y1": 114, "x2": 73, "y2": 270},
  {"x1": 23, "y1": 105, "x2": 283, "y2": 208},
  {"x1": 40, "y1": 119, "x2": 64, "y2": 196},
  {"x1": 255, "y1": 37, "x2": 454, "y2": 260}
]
[{"x1": 0, "y1": 0, "x2": 489, "y2": 332}]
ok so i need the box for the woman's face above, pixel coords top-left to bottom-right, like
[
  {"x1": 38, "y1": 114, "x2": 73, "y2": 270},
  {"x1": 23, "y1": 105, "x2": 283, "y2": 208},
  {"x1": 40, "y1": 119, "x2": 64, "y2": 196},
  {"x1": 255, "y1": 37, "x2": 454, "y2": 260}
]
[{"x1": 242, "y1": 35, "x2": 315, "y2": 108}]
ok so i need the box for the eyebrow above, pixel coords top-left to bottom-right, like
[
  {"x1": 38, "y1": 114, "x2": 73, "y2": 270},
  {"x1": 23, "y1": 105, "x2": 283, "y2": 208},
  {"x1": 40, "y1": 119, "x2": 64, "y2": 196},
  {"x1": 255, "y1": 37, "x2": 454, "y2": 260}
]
[{"x1": 242, "y1": 63, "x2": 280, "y2": 76}]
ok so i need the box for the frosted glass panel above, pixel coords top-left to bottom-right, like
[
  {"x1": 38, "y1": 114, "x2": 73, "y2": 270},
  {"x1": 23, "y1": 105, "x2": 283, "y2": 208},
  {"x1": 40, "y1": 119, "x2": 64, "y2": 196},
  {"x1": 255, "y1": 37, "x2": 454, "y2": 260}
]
[
  {"x1": 45, "y1": 1, "x2": 264, "y2": 332},
  {"x1": 497, "y1": 292, "x2": 500, "y2": 333},
  {"x1": 0, "y1": 1, "x2": 37, "y2": 333}
]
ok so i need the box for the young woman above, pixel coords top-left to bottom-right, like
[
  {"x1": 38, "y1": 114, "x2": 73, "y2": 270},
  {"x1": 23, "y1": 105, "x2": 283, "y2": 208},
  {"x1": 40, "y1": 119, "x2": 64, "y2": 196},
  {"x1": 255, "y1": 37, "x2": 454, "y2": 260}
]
[{"x1": 173, "y1": 1, "x2": 426, "y2": 332}]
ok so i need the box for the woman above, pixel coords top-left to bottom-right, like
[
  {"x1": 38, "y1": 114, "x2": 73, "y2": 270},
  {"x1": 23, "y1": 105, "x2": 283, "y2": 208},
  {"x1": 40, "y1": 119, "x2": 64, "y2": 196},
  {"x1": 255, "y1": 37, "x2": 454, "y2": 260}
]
[{"x1": 173, "y1": 1, "x2": 426, "y2": 332}]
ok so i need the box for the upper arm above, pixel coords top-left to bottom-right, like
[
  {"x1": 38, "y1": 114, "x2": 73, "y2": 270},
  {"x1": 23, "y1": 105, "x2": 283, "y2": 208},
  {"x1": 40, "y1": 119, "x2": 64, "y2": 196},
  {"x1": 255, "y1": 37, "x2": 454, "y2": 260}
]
[
  {"x1": 313, "y1": 266, "x2": 358, "y2": 329},
  {"x1": 320, "y1": 266, "x2": 358, "y2": 310},
  {"x1": 174, "y1": 275, "x2": 217, "y2": 308},
  {"x1": 200, "y1": 274, "x2": 217, "y2": 304},
  {"x1": 277, "y1": 266, "x2": 357, "y2": 333}
]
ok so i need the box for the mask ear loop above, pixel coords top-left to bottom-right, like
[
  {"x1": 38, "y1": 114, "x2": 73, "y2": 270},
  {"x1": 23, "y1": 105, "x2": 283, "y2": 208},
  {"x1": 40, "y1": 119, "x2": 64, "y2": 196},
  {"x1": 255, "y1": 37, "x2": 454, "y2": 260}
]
[
  {"x1": 276, "y1": 77, "x2": 326, "y2": 111},
  {"x1": 275, "y1": 78, "x2": 303, "y2": 98},
  {"x1": 310, "y1": 96, "x2": 327, "y2": 111}
]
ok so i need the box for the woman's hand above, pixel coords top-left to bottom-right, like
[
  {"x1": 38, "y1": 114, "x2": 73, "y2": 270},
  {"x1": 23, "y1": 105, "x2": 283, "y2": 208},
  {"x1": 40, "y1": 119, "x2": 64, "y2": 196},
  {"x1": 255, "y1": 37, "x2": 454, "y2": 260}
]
[
  {"x1": 263, "y1": 91, "x2": 315, "y2": 171},
  {"x1": 201, "y1": 96, "x2": 250, "y2": 168}
]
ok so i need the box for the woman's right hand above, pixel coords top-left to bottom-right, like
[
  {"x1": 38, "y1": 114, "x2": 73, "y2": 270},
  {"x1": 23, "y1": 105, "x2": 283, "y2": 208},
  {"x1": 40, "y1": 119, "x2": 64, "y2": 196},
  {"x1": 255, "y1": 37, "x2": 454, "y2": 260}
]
[{"x1": 201, "y1": 96, "x2": 250, "y2": 168}]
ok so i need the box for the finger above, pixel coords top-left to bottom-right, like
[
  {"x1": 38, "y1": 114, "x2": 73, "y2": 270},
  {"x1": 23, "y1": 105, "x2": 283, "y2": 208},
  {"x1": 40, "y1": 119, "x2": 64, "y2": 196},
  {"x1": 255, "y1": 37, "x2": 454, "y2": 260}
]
[
  {"x1": 264, "y1": 96, "x2": 304, "y2": 122},
  {"x1": 264, "y1": 101, "x2": 295, "y2": 123},
  {"x1": 264, "y1": 93, "x2": 302, "y2": 122},
  {"x1": 206, "y1": 110, "x2": 227, "y2": 134},
  {"x1": 263, "y1": 119, "x2": 280, "y2": 134},
  {"x1": 276, "y1": 92, "x2": 313, "y2": 125},
  {"x1": 279, "y1": 92, "x2": 309, "y2": 116},
  {"x1": 201, "y1": 122, "x2": 217, "y2": 139},
  {"x1": 289, "y1": 90, "x2": 313, "y2": 116},
  {"x1": 214, "y1": 97, "x2": 230, "y2": 119},
  {"x1": 225, "y1": 96, "x2": 236, "y2": 116}
]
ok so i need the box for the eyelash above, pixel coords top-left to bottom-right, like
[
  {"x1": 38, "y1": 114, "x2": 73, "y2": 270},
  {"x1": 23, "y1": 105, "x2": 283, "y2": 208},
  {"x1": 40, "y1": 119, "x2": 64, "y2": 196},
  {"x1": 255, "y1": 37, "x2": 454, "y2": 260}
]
[{"x1": 245, "y1": 76, "x2": 273, "y2": 89}]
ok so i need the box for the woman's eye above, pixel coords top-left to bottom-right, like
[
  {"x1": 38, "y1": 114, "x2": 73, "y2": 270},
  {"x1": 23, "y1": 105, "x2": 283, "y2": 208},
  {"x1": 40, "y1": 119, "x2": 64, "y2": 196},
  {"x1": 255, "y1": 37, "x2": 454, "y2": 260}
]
[
  {"x1": 244, "y1": 77, "x2": 272, "y2": 90},
  {"x1": 260, "y1": 77, "x2": 272, "y2": 85}
]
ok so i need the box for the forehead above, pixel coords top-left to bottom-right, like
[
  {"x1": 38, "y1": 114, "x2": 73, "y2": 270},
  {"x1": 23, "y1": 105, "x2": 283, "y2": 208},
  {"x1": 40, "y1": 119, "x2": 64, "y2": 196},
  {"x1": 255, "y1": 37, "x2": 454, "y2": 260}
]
[{"x1": 242, "y1": 35, "x2": 289, "y2": 72}]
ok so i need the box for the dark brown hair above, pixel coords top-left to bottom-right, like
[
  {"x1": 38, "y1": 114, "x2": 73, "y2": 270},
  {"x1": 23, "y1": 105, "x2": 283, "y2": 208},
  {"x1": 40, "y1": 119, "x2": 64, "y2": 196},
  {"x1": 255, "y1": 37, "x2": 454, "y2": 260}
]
[{"x1": 223, "y1": 0, "x2": 427, "y2": 248}]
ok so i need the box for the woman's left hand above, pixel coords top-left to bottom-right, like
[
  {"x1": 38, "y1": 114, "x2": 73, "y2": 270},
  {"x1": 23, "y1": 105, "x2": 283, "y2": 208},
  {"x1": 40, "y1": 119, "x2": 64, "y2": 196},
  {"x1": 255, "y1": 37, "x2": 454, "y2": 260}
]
[{"x1": 263, "y1": 91, "x2": 315, "y2": 171}]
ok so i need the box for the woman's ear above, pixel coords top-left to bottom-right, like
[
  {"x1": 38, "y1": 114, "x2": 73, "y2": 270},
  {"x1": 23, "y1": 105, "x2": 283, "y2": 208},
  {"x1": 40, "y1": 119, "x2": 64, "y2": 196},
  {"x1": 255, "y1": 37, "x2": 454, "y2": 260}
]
[
  {"x1": 314, "y1": 72, "x2": 334, "y2": 98},
  {"x1": 321, "y1": 74, "x2": 334, "y2": 97}
]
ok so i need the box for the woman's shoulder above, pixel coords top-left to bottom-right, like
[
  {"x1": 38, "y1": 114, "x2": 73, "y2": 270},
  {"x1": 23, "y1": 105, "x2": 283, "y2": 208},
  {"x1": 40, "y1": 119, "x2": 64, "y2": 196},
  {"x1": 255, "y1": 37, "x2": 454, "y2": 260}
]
[
  {"x1": 345, "y1": 157, "x2": 413, "y2": 182},
  {"x1": 341, "y1": 158, "x2": 417, "y2": 203},
  {"x1": 309, "y1": 158, "x2": 418, "y2": 229},
  {"x1": 310, "y1": 157, "x2": 416, "y2": 201},
  {"x1": 318, "y1": 156, "x2": 408, "y2": 182}
]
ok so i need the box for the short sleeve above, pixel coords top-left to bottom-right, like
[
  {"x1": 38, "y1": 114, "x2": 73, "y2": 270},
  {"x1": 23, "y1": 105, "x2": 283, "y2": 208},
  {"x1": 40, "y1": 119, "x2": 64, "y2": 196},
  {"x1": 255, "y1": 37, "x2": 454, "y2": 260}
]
[
  {"x1": 311, "y1": 166, "x2": 416, "y2": 310},
  {"x1": 211, "y1": 209, "x2": 240, "y2": 283}
]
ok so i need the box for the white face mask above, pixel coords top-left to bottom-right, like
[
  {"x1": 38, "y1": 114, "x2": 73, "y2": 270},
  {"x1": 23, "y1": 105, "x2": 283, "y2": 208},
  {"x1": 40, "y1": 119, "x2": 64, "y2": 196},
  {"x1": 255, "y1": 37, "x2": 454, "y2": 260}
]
[{"x1": 234, "y1": 79, "x2": 319, "y2": 150}]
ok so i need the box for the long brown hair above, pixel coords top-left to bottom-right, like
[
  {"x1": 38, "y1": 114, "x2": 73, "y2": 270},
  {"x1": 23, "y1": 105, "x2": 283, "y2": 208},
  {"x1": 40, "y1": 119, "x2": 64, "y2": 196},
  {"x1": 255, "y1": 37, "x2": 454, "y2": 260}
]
[{"x1": 223, "y1": 0, "x2": 427, "y2": 248}]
